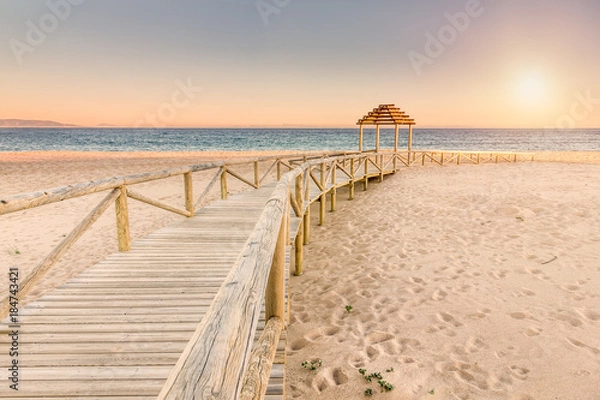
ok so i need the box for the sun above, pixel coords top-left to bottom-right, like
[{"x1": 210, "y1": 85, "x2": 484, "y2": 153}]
[{"x1": 515, "y1": 71, "x2": 549, "y2": 105}]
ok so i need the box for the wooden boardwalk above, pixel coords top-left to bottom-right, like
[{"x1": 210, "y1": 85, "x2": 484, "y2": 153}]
[
  {"x1": 0, "y1": 150, "x2": 534, "y2": 399},
  {"x1": 0, "y1": 183, "x2": 287, "y2": 399}
]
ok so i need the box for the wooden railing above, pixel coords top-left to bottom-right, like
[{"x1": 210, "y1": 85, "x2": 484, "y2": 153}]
[{"x1": 0, "y1": 149, "x2": 534, "y2": 399}]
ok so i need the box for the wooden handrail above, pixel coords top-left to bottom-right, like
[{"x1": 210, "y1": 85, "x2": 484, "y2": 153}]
[
  {"x1": 157, "y1": 172, "x2": 296, "y2": 400},
  {"x1": 0, "y1": 189, "x2": 120, "y2": 319},
  {"x1": 0, "y1": 149, "x2": 535, "y2": 398}
]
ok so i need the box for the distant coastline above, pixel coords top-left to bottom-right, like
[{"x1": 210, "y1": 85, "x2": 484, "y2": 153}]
[{"x1": 0, "y1": 119, "x2": 77, "y2": 128}]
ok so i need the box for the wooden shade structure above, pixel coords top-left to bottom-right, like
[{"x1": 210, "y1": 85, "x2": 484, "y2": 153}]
[{"x1": 357, "y1": 104, "x2": 416, "y2": 152}]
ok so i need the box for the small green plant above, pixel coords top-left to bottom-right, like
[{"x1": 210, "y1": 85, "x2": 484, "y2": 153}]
[
  {"x1": 8, "y1": 246, "x2": 21, "y2": 255},
  {"x1": 358, "y1": 368, "x2": 396, "y2": 395},
  {"x1": 345, "y1": 305, "x2": 353, "y2": 312},
  {"x1": 428, "y1": 389, "x2": 435, "y2": 395},
  {"x1": 301, "y1": 359, "x2": 322, "y2": 371},
  {"x1": 378, "y1": 380, "x2": 394, "y2": 392}
]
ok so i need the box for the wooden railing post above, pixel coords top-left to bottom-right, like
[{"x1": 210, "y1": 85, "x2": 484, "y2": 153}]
[
  {"x1": 349, "y1": 158, "x2": 355, "y2": 200},
  {"x1": 319, "y1": 162, "x2": 326, "y2": 226},
  {"x1": 294, "y1": 174, "x2": 304, "y2": 276},
  {"x1": 378, "y1": 154, "x2": 384, "y2": 182},
  {"x1": 254, "y1": 161, "x2": 260, "y2": 188},
  {"x1": 303, "y1": 170, "x2": 310, "y2": 245},
  {"x1": 277, "y1": 160, "x2": 282, "y2": 181},
  {"x1": 221, "y1": 167, "x2": 228, "y2": 199},
  {"x1": 364, "y1": 155, "x2": 369, "y2": 191},
  {"x1": 330, "y1": 162, "x2": 337, "y2": 212},
  {"x1": 184, "y1": 171, "x2": 194, "y2": 217},
  {"x1": 115, "y1": 185, "x2": 131, "y2": 252},
  {"x1": 265, "y1": 193, "x2": 287, "y2": 321}
]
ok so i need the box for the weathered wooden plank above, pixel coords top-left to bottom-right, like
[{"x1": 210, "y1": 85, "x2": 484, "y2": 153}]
[
  {"x1": 0, "y1": 379, "x2": 165, "y2": 397},
  {"x1": 127, "y1": 188, "x2": 191, "y2": 217},
  {"x1": 0, "y1": 366, "x2": 173, "y2": 381},
  {"x1": 240, "y1": 317, "x2": 285, "y2": 400},
  {"x1": 157, "y1": 177, "x2": 291, "y2": 400}
]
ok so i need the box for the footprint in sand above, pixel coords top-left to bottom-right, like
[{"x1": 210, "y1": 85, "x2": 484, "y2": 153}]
[
  {"x1": 365, "y1": 331, "x2": 395, "y2": 346},
  {"x1": 523, "y1": 327, "x2": 543, "y2": 337},
  {"x1": 409, "y1": 276, "x2": 426, "y2": 285},
  {"x1": 578, "y1": 309, "x2": 600, "y2": 321},
  {"x1": 511, "y1": 286, "x2": 536, "y2": 298},
  {"x1": 526, "y1": 268, "x2": 551, "y2": 281},
  {"x1": 490, "y1": 268, "x2": 510, "y2": 280},
  {"x1": 289, "y1": 337, "x2": 311, "y2": 352},
  {"x1": 550, "y1": 311, "x2": 583, "y2": 327},
  {"x1": 466, "y1": 336, "x2": 487, "y2": 353},
  {"x1": 310, "y1": 367, "x2": 349, "y2": 393},
  {"x1": 436, "y1": 361, "x2": 490, "y2": 391},
  {"x1": 566, "y1": 337, "x2": 600, "y2": 355},
  {"x1": 437, "y1": 312, "x2": 464, "y2": 328},
  {"x1": 431, "y1": 287, "x2": 448, "y2": 301},
  {"x1": 467, "y1": 308, "x2": 492, "y2": 320},
  {"x1": 509, "y1": 365, "x2": 530, "y2": 381}
]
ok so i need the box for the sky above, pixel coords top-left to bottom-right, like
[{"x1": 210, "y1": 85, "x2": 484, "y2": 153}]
[{"x1": 1, "y1": 0, "x2": 599, "y2": 128}]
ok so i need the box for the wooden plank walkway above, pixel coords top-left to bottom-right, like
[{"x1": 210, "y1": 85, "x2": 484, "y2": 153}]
[
  {"x1": 0, "y1": 183, "x2": 288, "y2": 399},
  {"x1": 0, "y1": 151, "x2": 532, "y2": 399}
]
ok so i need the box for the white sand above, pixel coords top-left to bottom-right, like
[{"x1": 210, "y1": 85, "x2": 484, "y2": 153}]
[
  {"x1": 287, "y1": 156, "x2": 600, "y2": 399},
  {"x1": 1, "y1": 151, "x2": 599, "y2": 399}
]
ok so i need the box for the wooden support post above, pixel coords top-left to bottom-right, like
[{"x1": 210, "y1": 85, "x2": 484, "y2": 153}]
[
  {"x1": 220, "y1": 167, "x2": 228, "y2": 199},
  {"x1": 265, "y1": 201, "x2": 287, "y2": 321},
  {"x1": 394, "y1": 125, "x2": 399, "y2": 171},
  {"x1": 375, "y1": 125, "x2": 380, "y2": 152},
  {"x1": 319, "y1": 162, "x2": 326, "y2": 226},
  {"x1": 303, "y1": 171, "x2": 310, "y2": 245},
  {"x1": 349, "y1": 158, "x2": 355, "y2": 200},
  {"x1": 183, "y1": 172, "x2": 194, "y2": 217},
  {"x1": 277, "y1": 160, "x2": 282, "y2": 180},
  {"x1": 294, "y1": 174, "x2": 304, "y2": 276},
  {"x1": 477, "y1": 153, "x2": 481, "y2": 164},
  {"x1": 239, "y1": 317, "x2": 284, "y2": 400},
  {"x1": 364, "y1": 156, "x2": 369, "y2": 191},
  {"x1": 441, "y1": 152, "x2": 445, "y2": 165},
  {"x1": 457, "y1": 153, "x2": 461, "y2": 165},
  {"x1": 330, "y1": 163, "x2": 337, "y2": 212},
  {"x1": 254, "y1": 161, "x2": 260, "y2": 188},
  {"x1": 422, "y1": 153, "x2": 426, "y2": 166},
  {"x1": 115, "y1": 185, "x2": 131, "y2": 252},
  {"x1": 408, "y1": 124, "x2": 413, "y2": 152},
  {"x1": 359, "y1": 124, "x2": 364, "y2": 152}
]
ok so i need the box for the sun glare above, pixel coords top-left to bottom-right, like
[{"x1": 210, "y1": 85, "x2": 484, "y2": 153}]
[{"x1": 515, "y1": 71, "x2": 549, "y2": 105}]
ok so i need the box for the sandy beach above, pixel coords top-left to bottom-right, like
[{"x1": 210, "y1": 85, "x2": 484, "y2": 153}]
[
  {"x1": 287, "y1": 153, "x2": 600, "y2": 399},
  {"x1": 1, "y1": 150, "x2": 599, "y2": 399}
]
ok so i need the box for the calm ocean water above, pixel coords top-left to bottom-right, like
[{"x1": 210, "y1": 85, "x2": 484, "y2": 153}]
[{"x1": 0, "y1": 128, "x2": 599, "y2": 152}]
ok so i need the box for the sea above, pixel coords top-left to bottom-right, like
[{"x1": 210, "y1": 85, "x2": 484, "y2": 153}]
[{"x1": 0, "y1": 128, "x2": 599, "y2": 152}]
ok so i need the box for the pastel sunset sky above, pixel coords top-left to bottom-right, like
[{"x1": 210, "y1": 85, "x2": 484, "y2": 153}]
[{"x1": 1, "y1": 0, "x2": 599, "y2": 128}]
